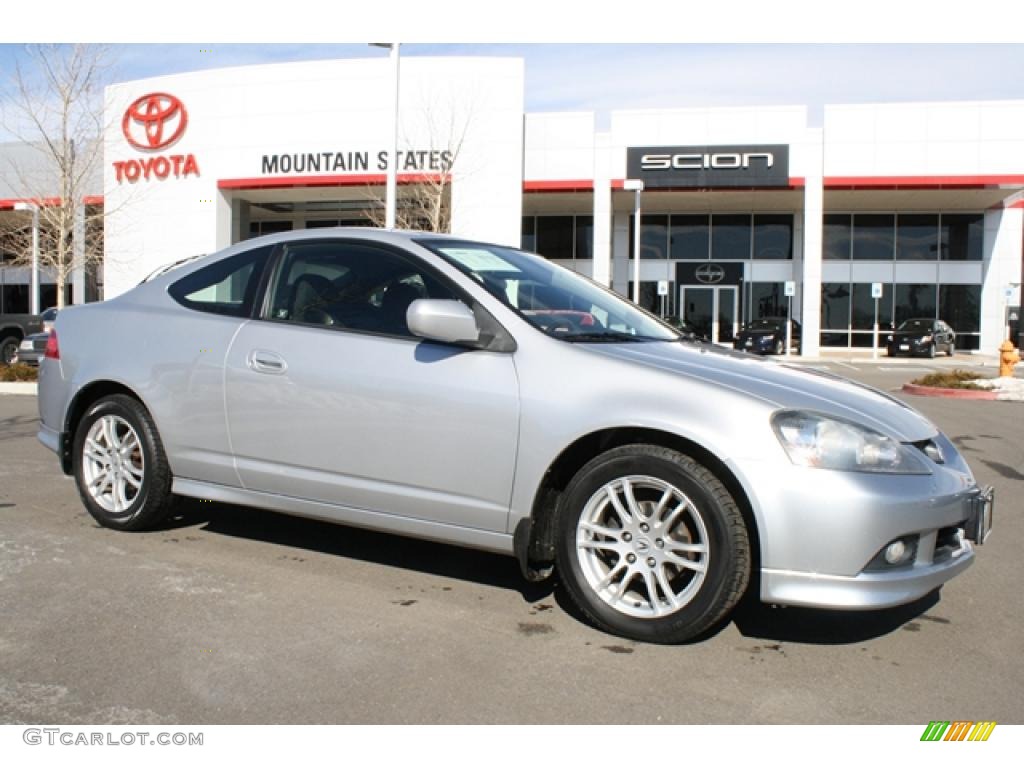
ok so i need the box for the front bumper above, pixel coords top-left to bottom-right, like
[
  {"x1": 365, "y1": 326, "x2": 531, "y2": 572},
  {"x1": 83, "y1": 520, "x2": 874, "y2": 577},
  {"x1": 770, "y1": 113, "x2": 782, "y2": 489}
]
[
  {"x1": 887, "y1": 338, "x2": 932, "y2": 356},
  {"x1": 730, "y1": 446, "x2": 989, "y2": 611},
  {"x1": 762, "y1": 546, "x2": 974, "y2": 609}
]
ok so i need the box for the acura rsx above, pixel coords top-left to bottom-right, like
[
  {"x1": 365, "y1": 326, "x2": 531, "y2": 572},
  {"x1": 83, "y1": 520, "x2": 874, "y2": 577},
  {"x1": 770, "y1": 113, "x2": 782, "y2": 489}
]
[{"x1": 37, "y1": 229, "x2": 993, "y2": 643}]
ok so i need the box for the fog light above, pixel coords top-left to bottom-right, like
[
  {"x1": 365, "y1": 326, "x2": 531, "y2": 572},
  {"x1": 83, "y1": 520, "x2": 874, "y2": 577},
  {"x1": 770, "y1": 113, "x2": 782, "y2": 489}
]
[
  {"x1": 884, "y1": 540, "x2": 907, "y2": 564},
  {"x1": 864, "y1": 535, "x2": 919, "y2": 572}
]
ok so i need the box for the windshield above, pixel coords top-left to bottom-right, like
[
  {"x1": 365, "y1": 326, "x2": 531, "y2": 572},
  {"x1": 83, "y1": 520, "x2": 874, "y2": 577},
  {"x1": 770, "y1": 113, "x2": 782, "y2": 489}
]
[
  {"x1": 898, "y1": 319, "x2": 933, "y2": 332},
  {"x1": 421, "y1": 240, "x2": 680, "y2": 342}
]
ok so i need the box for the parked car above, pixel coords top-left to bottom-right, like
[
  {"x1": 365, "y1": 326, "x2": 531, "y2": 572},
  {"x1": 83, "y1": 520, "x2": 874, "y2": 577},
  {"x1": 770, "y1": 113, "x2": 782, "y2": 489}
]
[
  {"x1": 887, "y1": 318, "x2": 956, "y2": 358},
  {"x1": 14, "y1": 331, "x2": 49, "y2": 366},
  {"x1": 0, "y1": 309, "x2": 46, "y2": 364},
  {"x1": 734, "y1": 317, "x2": 801, "y2": 355},
  {"x1": 37, "y1": 230, "x2": 992, "y2": 644}
]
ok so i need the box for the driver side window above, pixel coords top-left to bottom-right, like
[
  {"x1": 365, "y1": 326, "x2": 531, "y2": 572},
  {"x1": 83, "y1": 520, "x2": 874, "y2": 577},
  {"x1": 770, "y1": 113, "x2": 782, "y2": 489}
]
[{"x1": 265, "y1": 241, "x2": 457, "y2": 338}]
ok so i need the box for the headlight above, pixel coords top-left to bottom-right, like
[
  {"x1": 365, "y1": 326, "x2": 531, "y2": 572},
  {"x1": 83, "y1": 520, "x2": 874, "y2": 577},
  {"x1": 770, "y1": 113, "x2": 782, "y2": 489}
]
[
  {"x1": 771, "y1": 411, "x2": 932, "y2": 474},
  {"x1": 920, "y1": 335, "x2": 933, "y2": 343}
]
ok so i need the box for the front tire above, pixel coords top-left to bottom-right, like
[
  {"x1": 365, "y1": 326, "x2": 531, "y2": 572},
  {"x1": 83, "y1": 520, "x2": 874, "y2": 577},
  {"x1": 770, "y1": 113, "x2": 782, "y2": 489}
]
[
  {"x1": 556, "y1": 445, "x2": 750, "y2": 644},
  {"x1": 773, "y1": 339, "x2": 785, "y2": 356},
  {"x1": 947, "y1": 341, "x2": 955, "y2": 357},
  {"x1": 73, "y1": 394, "x2": 174, "y2": 531}
]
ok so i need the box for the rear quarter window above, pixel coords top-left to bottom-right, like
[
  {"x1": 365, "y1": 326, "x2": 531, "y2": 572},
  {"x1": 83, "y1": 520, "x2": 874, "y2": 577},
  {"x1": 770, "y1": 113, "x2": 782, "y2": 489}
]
[{"x1": 168, "y1": 246, "x2": 272, "y2": 317}]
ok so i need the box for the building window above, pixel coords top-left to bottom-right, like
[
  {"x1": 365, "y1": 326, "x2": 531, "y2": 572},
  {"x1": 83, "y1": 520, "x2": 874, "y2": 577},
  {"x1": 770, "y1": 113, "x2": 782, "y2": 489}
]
[
  {"x1": 752, "y1": 215, "x2": 793, "y2": 260},
  {"x1": 521, "y1": 217, "x2": 536, "y2": 253},
  {"x1": 894, "y1": 284, "x2": 937, "y2": 325},
  {"x1": 851, "y1": 282, "x2": 892, "y2": 331},
  {"x1": 711, "y1": 214, "x2": 752, "y2": 261},
  {"x1": 820, "y1": 282, "x2": 852, "y2": 346},
  {"x1": 536, "y1": 216, "x2": 574, "y2": 260},
  {"x1": 523, "y1": 215, "x2": 594, "y2": 266},
  {"x1": 852, "y1": 214, "x2": 895, "y2": 260},
  {"x1": 667, "y1": 215, "x2": 708, "y2": 260},
  {"x1": 574, "y1": 216, "x2": 594, "y2": 260},
  {"x1": 823, "y1": 214, "x2": 852, "y2": 260},
  {"x1": 628, "y1": 214, "x2": 669, "y2": 260},
  {"x1": 940, "y1": 214, "x2": 984, "y2": 261},
  {"x1": 896, "y1": 214, "x2": 940, "y2": 261},
  {"x1": 747, "y1": 282, "x2": 786, "y2": 320},
  {"x1": 939, "y1": 284, "x2": 981, "y2": 350},
  {"x1": 249, "y1": 220, "x2": 293, "y2": 238}
]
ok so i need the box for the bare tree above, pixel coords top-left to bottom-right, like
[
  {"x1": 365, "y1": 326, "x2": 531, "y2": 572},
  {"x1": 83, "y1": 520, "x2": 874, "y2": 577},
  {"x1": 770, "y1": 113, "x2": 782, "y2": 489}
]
[
  {"x1": 363, "y1": 93, "x2": 476, "y2": 233},
  {"x1": 1, "y1": 44, "x2": 111, "y2": 309}
]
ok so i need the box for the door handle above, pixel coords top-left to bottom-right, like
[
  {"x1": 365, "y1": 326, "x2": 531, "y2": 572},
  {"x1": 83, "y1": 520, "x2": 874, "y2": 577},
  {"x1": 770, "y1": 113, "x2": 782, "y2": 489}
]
[{"x1": 247, "y1": 349, "x2": 288, "y2": 375}]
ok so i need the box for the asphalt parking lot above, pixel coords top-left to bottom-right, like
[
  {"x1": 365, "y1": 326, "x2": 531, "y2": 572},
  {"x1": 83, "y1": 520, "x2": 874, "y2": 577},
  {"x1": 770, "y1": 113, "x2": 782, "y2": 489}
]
[{"x1": 1, "y1": 360, "x2": 1021, "y2": 724}]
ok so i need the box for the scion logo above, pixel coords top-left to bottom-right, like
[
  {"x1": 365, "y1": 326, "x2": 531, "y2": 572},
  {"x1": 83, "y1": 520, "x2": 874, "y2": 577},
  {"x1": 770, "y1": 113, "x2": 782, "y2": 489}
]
[
  {"x1": 695, "y1": 264, "x2": 726, "y2": 285},
  {"x1": 627, "y1": 144, "x2": 789, "y2": 189},
  {"x1": 122, "y1": 93, "x2": 188, "y2": 151}
]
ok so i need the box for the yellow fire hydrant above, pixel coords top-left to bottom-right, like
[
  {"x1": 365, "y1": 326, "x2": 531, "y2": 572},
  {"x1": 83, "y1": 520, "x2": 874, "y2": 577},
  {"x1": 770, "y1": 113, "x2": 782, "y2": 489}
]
[{"x1": 999, "y1": 340, "x2": 1020, "y2": 378}]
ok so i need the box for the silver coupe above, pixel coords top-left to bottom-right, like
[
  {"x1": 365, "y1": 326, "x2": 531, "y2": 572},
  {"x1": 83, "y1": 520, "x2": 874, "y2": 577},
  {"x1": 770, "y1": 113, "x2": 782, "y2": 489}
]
[{"x1": 37, "y1": 229, "x2": 993, "y2": 643}]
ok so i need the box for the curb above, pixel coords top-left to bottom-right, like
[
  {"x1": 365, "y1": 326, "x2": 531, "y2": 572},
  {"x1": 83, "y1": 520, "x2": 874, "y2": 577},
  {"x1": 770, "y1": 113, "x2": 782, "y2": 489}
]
[
  {"x1": 901, "y1": 383, "x2": 998, "y2": 400},
  {"x1": 0, "y1": 382, "x2": 37, "y2": 396}
]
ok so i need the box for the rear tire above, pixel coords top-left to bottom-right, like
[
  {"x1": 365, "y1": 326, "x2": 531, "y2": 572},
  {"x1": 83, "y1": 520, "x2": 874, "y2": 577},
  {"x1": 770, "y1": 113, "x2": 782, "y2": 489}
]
[
  {"x1": 0, "y1": 335, "x2": 19, "y2": 365},
  {"x1": 556, "y1": 444, "x2": 750, "y2": 644},
  {"x1": 72, "y1": 394, "x2": 174, "y2": 531}
]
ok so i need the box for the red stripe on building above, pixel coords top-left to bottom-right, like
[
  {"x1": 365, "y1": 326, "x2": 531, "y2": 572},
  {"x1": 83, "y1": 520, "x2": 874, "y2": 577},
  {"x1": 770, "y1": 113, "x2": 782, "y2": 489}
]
[
  {"x1": 523, "y1": 180, "x2": 595, "y2": 193},
  {"x1": 825, "y1": 175, "x2": 1024, "y2": 190},
  {"x1": 217, "y1": 174, "x2": 442, "y2": 190}
]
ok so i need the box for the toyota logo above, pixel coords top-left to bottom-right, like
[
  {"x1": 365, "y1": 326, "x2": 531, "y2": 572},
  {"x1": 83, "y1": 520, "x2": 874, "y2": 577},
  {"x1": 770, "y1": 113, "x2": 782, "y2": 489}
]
[
  {"x1": 122, "y1": 93, "x2": 188, "y2": 151},
  {"x1": 694, "y1": 264, "x2": 726, "y2": 285}
]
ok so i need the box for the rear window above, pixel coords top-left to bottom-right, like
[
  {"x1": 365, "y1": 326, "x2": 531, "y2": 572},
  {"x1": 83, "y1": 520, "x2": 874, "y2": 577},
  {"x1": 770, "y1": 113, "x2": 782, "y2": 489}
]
[{"x1": 168, "y1": 246, "x2": 272, "y2": 318}]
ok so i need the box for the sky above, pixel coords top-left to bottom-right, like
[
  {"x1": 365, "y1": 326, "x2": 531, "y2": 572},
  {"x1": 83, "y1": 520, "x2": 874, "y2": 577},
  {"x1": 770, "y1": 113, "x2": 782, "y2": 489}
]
[{"x1": 2, "y1": 2, "x2": 1024, "y2": 138}]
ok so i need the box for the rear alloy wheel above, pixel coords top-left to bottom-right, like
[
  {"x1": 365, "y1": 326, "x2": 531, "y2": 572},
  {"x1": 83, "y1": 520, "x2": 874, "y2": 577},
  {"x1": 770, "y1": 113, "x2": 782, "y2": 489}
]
[
  {"x1": 556, "y1": 445, "x2": 750, "y2": 644},
  {"x1": 73, "y1": 394, "x2": 174, "y2": 531}
]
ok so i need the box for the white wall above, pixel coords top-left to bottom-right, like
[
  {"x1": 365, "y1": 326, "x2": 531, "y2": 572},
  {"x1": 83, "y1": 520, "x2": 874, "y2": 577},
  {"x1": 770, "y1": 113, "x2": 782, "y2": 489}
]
[{"x1": 824, "y1": 100, "x2": 1024, "y2": 177}]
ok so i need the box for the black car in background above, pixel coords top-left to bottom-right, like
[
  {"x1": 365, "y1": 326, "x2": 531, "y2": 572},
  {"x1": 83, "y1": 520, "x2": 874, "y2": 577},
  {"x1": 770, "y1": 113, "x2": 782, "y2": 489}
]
[
  {"x1": 734, "y1": 317, "x2": 801, "y2": 355},
  {"x1": 887, "y1": 318, "x2": 956, "y2": 358}
]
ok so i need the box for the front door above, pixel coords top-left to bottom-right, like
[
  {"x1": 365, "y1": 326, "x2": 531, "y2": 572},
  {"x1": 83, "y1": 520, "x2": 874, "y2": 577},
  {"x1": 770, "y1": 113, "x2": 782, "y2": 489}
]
[
  {"x1": 680, "y1": 285, "x2": 738, "y2": 344},
  {"x1": 223, "y1": 239, "x2": 521, "y2": 533}
]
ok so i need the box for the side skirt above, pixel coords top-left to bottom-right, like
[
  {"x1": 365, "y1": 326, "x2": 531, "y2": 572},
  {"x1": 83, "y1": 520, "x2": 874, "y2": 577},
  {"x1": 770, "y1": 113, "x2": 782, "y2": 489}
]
[{"x1": 172, "y1": 478, "x2": 516, "y2": 556}]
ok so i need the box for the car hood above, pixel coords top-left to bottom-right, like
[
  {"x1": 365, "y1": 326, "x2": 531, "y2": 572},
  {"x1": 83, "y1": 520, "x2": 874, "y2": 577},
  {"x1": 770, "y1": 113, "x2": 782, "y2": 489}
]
[{"x1": 581, "y1": 341, "x2": 939, "y2": 442}]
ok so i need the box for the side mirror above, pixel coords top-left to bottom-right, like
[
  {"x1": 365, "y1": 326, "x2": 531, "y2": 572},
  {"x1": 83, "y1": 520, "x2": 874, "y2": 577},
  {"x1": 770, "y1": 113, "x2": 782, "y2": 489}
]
[{"x1": 407, "y1": 299, "x2": 480, "y2": 345}]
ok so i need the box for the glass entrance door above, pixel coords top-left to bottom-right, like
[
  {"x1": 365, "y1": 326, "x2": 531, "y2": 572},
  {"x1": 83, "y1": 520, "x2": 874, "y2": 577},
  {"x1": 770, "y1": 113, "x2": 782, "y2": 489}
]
[{"x1": 680, "y1": 286, "x2": 738, "y2": 344}]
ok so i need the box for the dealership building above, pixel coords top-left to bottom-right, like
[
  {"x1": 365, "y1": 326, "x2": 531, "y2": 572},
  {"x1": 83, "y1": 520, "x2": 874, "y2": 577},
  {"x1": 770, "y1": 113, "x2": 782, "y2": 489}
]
[{"x1": 2, "y1": 54, "x2": 1023, "y2": 355}]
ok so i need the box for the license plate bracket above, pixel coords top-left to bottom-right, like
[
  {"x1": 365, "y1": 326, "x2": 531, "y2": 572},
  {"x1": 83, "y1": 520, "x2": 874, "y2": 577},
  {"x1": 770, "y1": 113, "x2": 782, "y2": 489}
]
[{"x1": 965, "y1": 486, "x2": 994, "y2": 545}]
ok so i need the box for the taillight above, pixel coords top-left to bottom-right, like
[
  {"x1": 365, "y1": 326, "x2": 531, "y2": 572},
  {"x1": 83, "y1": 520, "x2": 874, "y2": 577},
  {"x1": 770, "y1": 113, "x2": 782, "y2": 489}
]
[{"x1": 44, "y1": 330, "x2": 60, "y2": 360}]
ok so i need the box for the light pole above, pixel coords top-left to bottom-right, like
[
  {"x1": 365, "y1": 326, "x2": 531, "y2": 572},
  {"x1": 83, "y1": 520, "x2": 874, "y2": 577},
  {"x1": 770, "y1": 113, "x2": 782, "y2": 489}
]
[
  {"x1": 370, "y1": 42, "x2": 401, "y2": 229},
  {"x1": 14, "y1": 201, "x2": 40, "y2": 314},
  {"x1": 623, "y1": 179, "x2": 644, "y2": 304}
]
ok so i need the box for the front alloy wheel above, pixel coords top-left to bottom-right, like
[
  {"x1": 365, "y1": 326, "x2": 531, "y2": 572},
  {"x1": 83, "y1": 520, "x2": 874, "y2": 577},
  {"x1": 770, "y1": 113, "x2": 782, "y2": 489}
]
[
  {"x1": 557, "y1": 445, "x2": 750, "y2": 644},
  {"x1": 575, "y1": 475, "x2": 709, "y2": 619}
]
